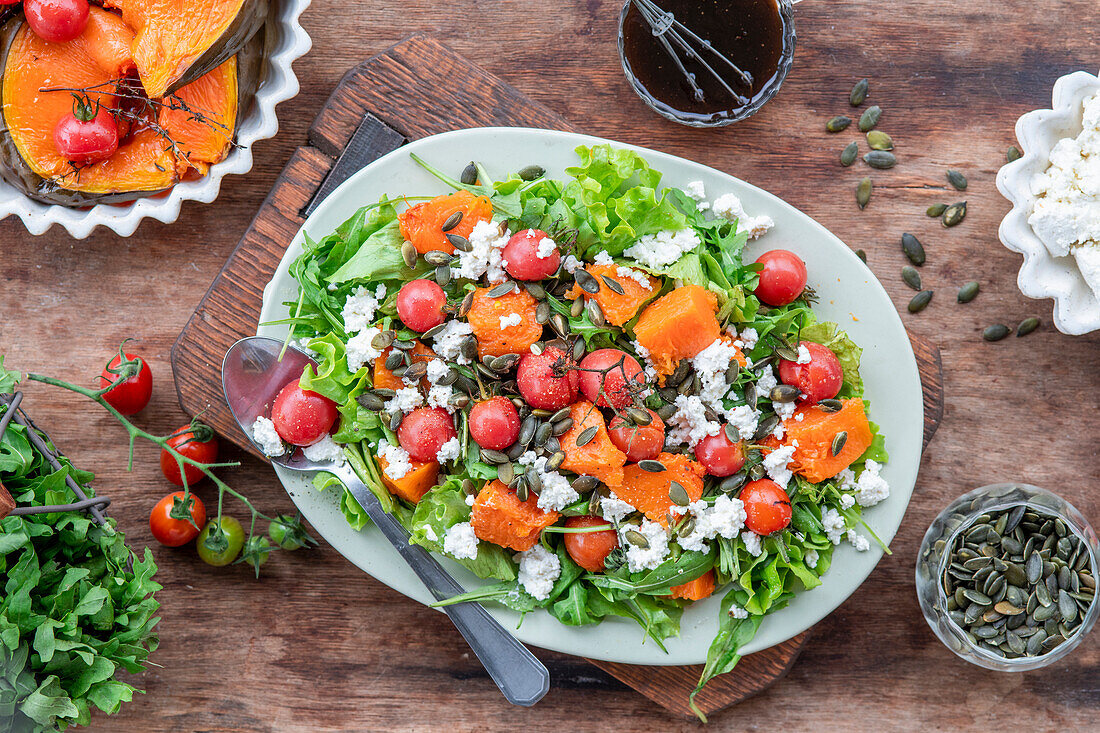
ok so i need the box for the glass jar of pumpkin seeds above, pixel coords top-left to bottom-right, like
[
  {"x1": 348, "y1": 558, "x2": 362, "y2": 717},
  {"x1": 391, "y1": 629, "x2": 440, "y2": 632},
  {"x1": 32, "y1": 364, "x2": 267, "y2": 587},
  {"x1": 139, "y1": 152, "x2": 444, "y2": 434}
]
[{"x1": 916, "y1": 483, "x2": 1098, "y2": 671}]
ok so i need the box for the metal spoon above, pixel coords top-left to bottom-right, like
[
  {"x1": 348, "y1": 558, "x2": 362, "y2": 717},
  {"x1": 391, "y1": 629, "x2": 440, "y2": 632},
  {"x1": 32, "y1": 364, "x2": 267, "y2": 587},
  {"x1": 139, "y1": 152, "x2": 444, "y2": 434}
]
[{"x1": 221, "y1": 336, "x2": 549, "y2": 707}]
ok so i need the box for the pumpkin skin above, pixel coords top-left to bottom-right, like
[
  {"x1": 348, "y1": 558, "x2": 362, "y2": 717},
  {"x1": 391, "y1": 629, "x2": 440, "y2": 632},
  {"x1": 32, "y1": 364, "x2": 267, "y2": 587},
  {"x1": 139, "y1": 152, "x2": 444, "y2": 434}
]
[
  {"x1": 104, "y1": 0, "x2": 269, "y2": 98},
  {"x1": 0, "y1": 9, "x2": 265, "y2": 207}
]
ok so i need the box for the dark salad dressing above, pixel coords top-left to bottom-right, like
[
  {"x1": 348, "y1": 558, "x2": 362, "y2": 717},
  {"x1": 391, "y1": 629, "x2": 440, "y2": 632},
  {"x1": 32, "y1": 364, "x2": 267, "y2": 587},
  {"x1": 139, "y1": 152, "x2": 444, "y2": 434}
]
[{"x1": 622, "y1": 0, "x2": 786, "y2": 120}]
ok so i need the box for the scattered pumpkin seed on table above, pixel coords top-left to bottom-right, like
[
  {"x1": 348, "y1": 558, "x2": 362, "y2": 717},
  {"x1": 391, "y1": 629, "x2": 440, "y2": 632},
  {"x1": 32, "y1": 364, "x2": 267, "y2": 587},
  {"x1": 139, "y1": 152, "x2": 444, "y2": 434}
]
[
  {"x1": 859, "y1": 105, "x2": 882, "y2": 132},
  {"x1": 901, "y1": 233, "x2": 926, "y2": 266},
  {"x1": 856, "y1": 177, "x2": 873, "y2": 209},
  {"x1": 908, "y1": 290, "x2": 933, "y2": 313},
  {"x1": 902, "y1": 266, "x2": 922, "y2": 291},
  {"x1": 864, "y1": 150, "x2": 896, "y2": 169},
  {"x1": 460, "y1": 162, "x2": 478, "y2": 185},
  {"x1": 926, "y1": 203, "x2": 947, "y2": 217},
  {"x1": 827, "y1": 115, "x2": 852, "y2": 132},
  {"x1": 957, "y1": 281, "x2": 980, "y2": 303},
  {"x1": 1017, "y1": 317, "x2": 1041, "y2": 337},
  {"x1": 1007, "y1": 146, "x2": 1022, "y2": 162},
  {"x1": 855, "y1": 248, "x2": 867, "y2": 262},
  {"x1": 840, "y1": 141, "x2": 859, "y2": 167},
  {"x1": 867, "y1": 130, "x2": 893, "y2": 150},
  {"x1": 947, "y1": 169, "x2": 968, "y2": 190},
  {"x1": 850, "y1": 78, "x2": 869, "y2": 106},
  {"x1": 942, "y1": 202, "x2": 967, "y2": 227},
  {"x1": 983, "y1": 324, "x2": 1011, "y2": 341}
]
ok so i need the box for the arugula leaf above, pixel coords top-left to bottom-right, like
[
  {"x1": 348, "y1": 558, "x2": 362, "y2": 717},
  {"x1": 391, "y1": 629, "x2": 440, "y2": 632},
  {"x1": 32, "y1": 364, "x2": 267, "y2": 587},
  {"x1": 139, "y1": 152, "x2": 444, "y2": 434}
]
[{"x1": 689, "y1": 589, "x2": 765, "y2": 722}]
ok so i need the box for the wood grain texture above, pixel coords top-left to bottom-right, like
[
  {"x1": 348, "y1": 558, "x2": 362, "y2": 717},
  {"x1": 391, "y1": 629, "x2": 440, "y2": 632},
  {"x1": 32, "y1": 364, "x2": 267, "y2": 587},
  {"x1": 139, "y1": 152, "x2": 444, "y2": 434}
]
[
  {"x1": 172, "y1": 35, "x2": 945, "y2": 719},
  {"x1": 1, "y1": 1, "x2": 1098, "y2": 729}
]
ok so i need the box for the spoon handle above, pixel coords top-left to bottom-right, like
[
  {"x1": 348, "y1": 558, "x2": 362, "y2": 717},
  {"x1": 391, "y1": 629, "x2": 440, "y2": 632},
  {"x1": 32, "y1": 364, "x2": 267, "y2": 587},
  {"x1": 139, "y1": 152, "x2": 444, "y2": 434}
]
[{"x1": 336, "y1": 466, "x2": 550, "y2": 707}]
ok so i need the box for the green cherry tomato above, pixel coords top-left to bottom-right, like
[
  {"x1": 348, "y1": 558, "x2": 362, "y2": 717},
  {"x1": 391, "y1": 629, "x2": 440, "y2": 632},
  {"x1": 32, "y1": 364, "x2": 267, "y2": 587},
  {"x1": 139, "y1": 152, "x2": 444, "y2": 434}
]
[
  {"x1": 268, "y1": 514, "x2": 308, "y2": 550},
  {"x1": 240, "y1": 536, "x2": 273, "y2": 577},
  {"x1": 196, "y1": 516, "x2": 245, "y2": 567}
]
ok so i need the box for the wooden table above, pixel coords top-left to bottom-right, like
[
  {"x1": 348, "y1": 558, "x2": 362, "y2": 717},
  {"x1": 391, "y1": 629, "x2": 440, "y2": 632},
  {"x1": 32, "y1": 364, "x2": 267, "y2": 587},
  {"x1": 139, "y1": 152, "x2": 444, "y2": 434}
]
[{"x1": 2, "y1": 1, "x2": 1098, "y2": 729}]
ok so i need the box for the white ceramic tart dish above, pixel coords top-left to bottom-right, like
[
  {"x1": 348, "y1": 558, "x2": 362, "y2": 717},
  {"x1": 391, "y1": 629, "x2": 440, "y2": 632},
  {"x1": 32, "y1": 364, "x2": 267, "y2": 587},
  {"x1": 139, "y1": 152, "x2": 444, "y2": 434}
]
[
  {"x1": 0, "y1": 0, "x2": 312, "y2": 239},
  {"x1": 257, "y1": 128, "x2": 925, "y2": 666},
  {"x1": 996, "y1": 69, "x2": 1100, "y2": 335}
]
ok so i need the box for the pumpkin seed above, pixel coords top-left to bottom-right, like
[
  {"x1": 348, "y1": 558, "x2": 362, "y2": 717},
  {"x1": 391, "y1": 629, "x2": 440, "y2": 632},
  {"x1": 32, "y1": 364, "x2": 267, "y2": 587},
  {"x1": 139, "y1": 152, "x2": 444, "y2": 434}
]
[
  {"x1": 444, "y1": 232, "x2": 471, "y2": 252},
  {"x1": 867, "y1": 130, "x2": 893, "y2": 151},
  {"x1": 550, "y1": 313, "x2": 569, "y2": 337},
  {"x1": 441, "y1": 210, "x2": 463, "y2": 232},
  {"x1": 753, "y1": 415, "x2": 780, "y2": 442},
  {"x1": 460, "y1": 335, "x2": 479, "y2": 362},
  {"x1": 573, "y1": 475, "x2": 599, "y2": 492},
  {"x1": 656, "y1": 404, "x2": 677, "y2": 421},
  {"x1": 902, "y1": 266, "x2": 922, "y2": 291},
  {"x1": 371, "y1": 330, "x2": 396, "y2": 350},
  {"x1": 901, "y1": 233, "x2": 926, "y2": 266},
  {"x1": 748, "y1": 463, "x2": 767, "y2": 481},
  {"x1": 572, "y1": 338, "x2": 586, "y2": 362},
  {"x1": 600, "y1": 275, "x2": 626, "y2": 296},
  {"x1": 424, "y1": 250, "x2": 453, "y2": 266},
  {"x1": 534, "y1": 422, "x2": 553, "y2": 447},
  {"x1": 518, "y1": 164, "x2": 545, "y2": 181},
  {"x1": 638, "y1": 459, "x2": 666, "y2": 473},
  {"x1": 994, "y1": 601, "x2": 1024, "y2": 616},
  {"x1": 1016, "y1": 317, "x2": 1040, "y2": 337},
  {"x1": 570, "y1": 298, "x2": 585, "y2": 318},
  {"x1": 677, "y1": 516, "x2": 697, "y2": 538},
  {"x1": 770, "y1": 384, "x2": 799, "y2": 403},
  {"x1": 371, "y1": 388, "x2": 397, "y2": 398},
  {"x1": 458, "y1": 290, "x2": 475, "y2": 317},
  {"x1": 831, "y1": 431, "x2": 848, "y2": 456},
  {"x1": 840, "y1": 141, "x2": 859, "y2": 167},
  {"x1": 545, "y1": 450, "x2": 566, "y2": 471},
  {"x1": 523, "y1": 281, "x2": 546, "y2": 300},
  {"x1": 535, "y1": 301, "x2": 551, "y2": 325},
  {"x1": 404, "y1": 361, "x2": 428, "y2": 381},
  {"x1": 586, "y1": 299, "x2": 606, "y2": 328},
  {"x1": 849, "y1": 78, "x2": 869, "y2": 106},
  {"x1": 575, "y1": 425, "x2": 598, "y2": 447},
  {"x1": 855, "y1": 248, "x2": 867, "y2": 262},
  {"x1": 1059, "y1": 590, "x2": 1078, "y2": 622},
  {"x1": 668, "y1": 482, "x2": 689, "y2": 507},
  {"x1": 908, "y1": 290, "x2": 933, "y2": 313},
  {"x1": 435, "y1": 265, "x2": 451, "y2": 287},
  {"x1": 384, "y1": 351, "x2": 404, "y2": 370},
  {"x1": 946, "y1": 169, "x2": 968, "y2": 191},
  {"x1": 516, "y1": 481, "x2": 530, "y2": 502},
  {"x1": 826, "y1": 115, "x2": 852, "y2": 132},
  {"x1": 487, "y1": 281, "x2": 516, "y2": 298},
  {"x1": 856, "y1": 177, "x2": 873, "y2": 209},
  {"x1": 1006, "y1": 146, "x2": 1022, "y2": 163},
  {"x1": 719, "y1": 472, "x2": 747, "y2": 493},
  {"x1": 863, "y1": 150, "x2": 896, "y2": 169},
  {"x1": 574, "y1": 269, "x2": 600, "y2": 294},
  {"x1": 983, "y1": 324, "x2": 1010, "y2": 342},
  {"x1": 858, "y1": 105, "x2": 882, "y2": 132},
  {"x1": 626, "y1": 407, "x2": 653, "y2": 426},
  {"x1": 817, "y1": 398, "x2": 842, "y2": 413},
  {"x1": 460, "y1": 162, "x2": 478, "y2": 185},
  {"x1": 957, "y1": 281, "x2": 980, "y2": 303},
  {"x1": 388, "y1": 412, "x2": 403, "y2": 431},
  {"x1": 774, "y1": 343, "x2": 800, "y2": 361},
  {"x1": 401, "y1": 241, "x2": 419, "y2": 268},
  {"x1": 926, "y1": 203, "x2": 947, "y2": 217},
  {"x1": 625, "y1": 529, "x2": 649, "y2": 549},
  {"x1": 942, "y1": 201, "x2": 967, "y2": 227},
  {"x1": 481, "y1": 448, "x2": 509, "y2": 464},
  {"x1": 356, "y1": 393, "x2": 385, "y2": 411},
  {"x1": 496, "y1": 461, "x2": 515, "y2": 485}
]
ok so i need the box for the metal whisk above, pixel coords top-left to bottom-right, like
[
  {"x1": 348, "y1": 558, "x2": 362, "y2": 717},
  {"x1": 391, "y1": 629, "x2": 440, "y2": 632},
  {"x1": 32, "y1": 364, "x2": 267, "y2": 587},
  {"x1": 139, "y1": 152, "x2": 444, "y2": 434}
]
[{"x1": 629, "y1": 0, "x2": 755, "y2": 106}]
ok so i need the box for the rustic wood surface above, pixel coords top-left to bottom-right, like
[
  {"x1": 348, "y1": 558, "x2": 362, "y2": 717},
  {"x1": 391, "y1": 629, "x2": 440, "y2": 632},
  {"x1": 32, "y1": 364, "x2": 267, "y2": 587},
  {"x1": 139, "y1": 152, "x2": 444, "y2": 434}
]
[
  {"x1": 2, "y1": 0, "x2": 1098, "y2": 729},
  {"x1": 170, "y1": 34, "x2": 945, "y2": 719}
]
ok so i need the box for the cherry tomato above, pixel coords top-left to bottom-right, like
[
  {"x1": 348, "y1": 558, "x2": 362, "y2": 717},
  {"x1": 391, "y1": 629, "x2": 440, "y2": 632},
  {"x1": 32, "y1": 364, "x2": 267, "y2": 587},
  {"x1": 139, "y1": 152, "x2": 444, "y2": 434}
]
[
  {"x1": 777, "y1": 341, "x2": 843, "y2": 404},
  {"x1": 397, "y1": 406, "x2": 457, "y2": 462},
  {"x1": 578, "y1": 349, "x2": 645, "y2": 409},
  {"x1": 271, "y1": 380, "x2": 338, "y2": 446},
  {"x1": 97, "y1": 352, "x2": 152, "y2": 416},
  {"x1": 469, "y1": 396, "x2": 520, "y2": 451},
  {"x1": 149, "y1": 491, "x2": 206, "y2": 547},
  {"x1": 502, "y1": 229, "x2": 561, "y2": 281},
  {"x1": 197, "y1": 516, "x2": 245, "y2": 566},
  {"x1": 396, "y1": 279, "x2": 447, "y2": 332},
  {"x1": 25, "y1": 0, "x2": 90, "y2": 43},
  {"x1": 241, "y1": 536, "x2": 273, "y2": 576},
  {"x1": 753, "y1": 249, "x2": 808, "y2": 306},
  {"x1": 53, "y1": 101, "x2": 118, "y2": 166},
  {"x1": 269, "y1": 514, "x2": 309, "y2": 551},
  {"x1": 563, "y1": 516, "x2": 619, "y2": 572},
  {"x1": 741, "y1": 479, "x2": 792, "y2": 535},
  {"x1": 516, "y1": 346, "x2": 580, "y2": 410},
  {"x1": 694, "y1": 431, "x2": 747, "y2": 477},
  {"x1": 160, "y1": 425, "x2": 218, "y2": 487},
  {"x1": 608, "y1": 409, "x2": 665, "y2": 462}
]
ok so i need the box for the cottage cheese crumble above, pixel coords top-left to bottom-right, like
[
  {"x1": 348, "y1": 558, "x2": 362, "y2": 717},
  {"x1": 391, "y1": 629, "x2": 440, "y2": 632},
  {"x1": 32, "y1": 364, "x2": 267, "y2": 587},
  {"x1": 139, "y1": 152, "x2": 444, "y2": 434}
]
[
  {"x1": 516, "y1": 543, "x2": 561, "y2": 600},
  {"x1": 436, "y1": 436, "x2": 461, "y2": 463},
  {"x1": 251, "y1": 416, "x2": 285, "y2": 457},
  {"x1": 452, "y1": 219, "x2": 509, "y2": 283},
  {"x1": 302, "y1": 435, "x2": 346, "y2": 466},
  {"x1": 431, "y1": 319, "x2": 474, "y2": 365},
  {"x1": 499, "y1": 313, "x2": 523, "y2": 329},
  {"x1": 622, "y1": 518, "x2": 671, "y2": 571},
  {"x1": 376, "y1": 438, "x2": 413, "y2": 480},
  {"x1": 342, "y1": 286, "x2": 384, "y2": 333},
  {"x1": 346, "y1": 325, "x2": 384, "y2": 372},
  {"x1": 443, "y1": 522, "x2": 479, "y2": 560},
  {"x1": 624, "y1": 229, "x2": 701, "y2": 269},
  {"x1": 712, "y1": 193, "x2": 774, "y2": 240}
]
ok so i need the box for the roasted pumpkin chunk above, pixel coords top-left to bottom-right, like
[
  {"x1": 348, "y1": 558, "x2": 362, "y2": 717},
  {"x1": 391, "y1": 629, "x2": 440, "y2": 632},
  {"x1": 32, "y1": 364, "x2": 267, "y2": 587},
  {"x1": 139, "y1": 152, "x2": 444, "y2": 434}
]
[
  {"x1": 567, "y1": 263, "x2": 660, "y2": 326},
  {"x1": 669, "y1": 569, "x2": 716, "y2": 601},
  {"x1": 159, "y1": 57, "x2": 238, "y2": 175},
  {"x1": 558, "y1": 401, "x2": 627, "y2": 488},
  {"x1": 466, "y1": 286, "x2": 543, "y2": 359},
  {"x1": 377, "y1": 455, "x2": 439, "y2": 505},
  {"x1": 615, "y1": 452, "x2": 705, "y2": 526},
  {"x1": 399, "y1": 190, "x2": 493, "y2": 255},
  {"x1": 372, "y1": 341, "x2": 437, "y2": 391},
  {"x1": 633, "y1": 285, "x2": 721, "y2": 381},
  {"x1": 782, "y1": 399, "x2": 873, "y2": 483},
  {"x1": 470, "y1": 480, "x2": 559, "y2": 551}
]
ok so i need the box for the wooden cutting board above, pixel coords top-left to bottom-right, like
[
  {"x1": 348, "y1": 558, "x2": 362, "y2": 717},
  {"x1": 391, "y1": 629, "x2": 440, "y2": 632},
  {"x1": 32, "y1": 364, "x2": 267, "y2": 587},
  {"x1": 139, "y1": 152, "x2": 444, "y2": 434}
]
[{"x1": 171, "y1": 34, "x2": 945, "y2": 720}]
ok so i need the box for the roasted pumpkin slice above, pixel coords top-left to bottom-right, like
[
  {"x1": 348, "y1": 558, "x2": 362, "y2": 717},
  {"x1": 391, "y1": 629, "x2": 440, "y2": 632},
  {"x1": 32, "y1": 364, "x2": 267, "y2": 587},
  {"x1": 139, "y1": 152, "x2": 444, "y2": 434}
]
[
  {"x1": 0, "y1": 11, "x2": 177, "y2": 204},
  {"x1": 160, "y1": 57, "x2": 238, "y2": 175},
  {"x1": 105, "y1": 0, "x2": 268, "y2": 98}
]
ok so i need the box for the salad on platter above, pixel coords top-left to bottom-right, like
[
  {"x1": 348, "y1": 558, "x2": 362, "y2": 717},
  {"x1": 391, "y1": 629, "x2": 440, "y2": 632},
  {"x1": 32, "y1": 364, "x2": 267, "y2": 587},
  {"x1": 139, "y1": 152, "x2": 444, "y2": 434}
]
[{"x1": 259, "y1": 145, "x2": 891, "y2": 717}]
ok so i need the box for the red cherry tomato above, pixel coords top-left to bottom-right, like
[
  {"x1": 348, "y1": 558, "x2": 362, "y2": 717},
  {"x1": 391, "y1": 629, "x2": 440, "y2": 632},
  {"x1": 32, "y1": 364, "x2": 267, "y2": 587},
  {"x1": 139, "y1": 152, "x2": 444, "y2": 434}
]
[
  {"x1": 25, "y1": 0, "x2": 90, "y2": 43},
  {"x1": 694, "y1": 431, "x2": 746, "y2": 477},
  {"x1": 516, "y1": 346, "x2": 580, "y2": 410},
  {"x1": 502, "y1": 229, "x2": 561, "y2": 281},
  {"x1": 271, "y1": 380, "x2": 338, "y2": 446},
  {"x1": 563, "y1": 516, "x2": 619, "y2": 572},
  {"x1": 608, "y1": 409, "x2": 665, "y2": 462},
  {"x1": 741, "y1": 479, "x2": 792, "y2": 535},
  {"x1": 97, "y1": 352, "x2": 152, "y2": 416},
  {"x1": 469, "y1": 396, "x2": 520, "y2": 451},
  {"x1": 160, "y1": 425, "x2": 219, "y2": 487},
  {"x1": 149, "y1": 491, "x2": 206, "y2": 547},
  {"x1": 53, "y1": 102, "x2": 118, "y2": 166},
  {"x1": 578, "y1": 349, "x2": 645, "y2": 409},
  {"x1": 397, "y1": 406, "x2": 457, "y2": 463},
  {"x1": 753, "y1": 249, "x2": 808, "y2": 306},
  {"x1": 777, "y1": 341, "x2": 843, "y2": 404},
  {"x1": 396, "y1": 279, "x2": 447, "y2": 333}
]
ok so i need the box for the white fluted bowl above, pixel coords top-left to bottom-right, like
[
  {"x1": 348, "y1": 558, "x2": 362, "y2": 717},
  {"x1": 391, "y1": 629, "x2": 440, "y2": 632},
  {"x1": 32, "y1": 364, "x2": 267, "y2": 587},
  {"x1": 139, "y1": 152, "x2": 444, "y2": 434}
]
[
  {"x1": 0, "y1": 0, "x2": 312, "y2": 238},
  {"x1": 996, "y1": 69, "x2": 1100, "y2": 335}
]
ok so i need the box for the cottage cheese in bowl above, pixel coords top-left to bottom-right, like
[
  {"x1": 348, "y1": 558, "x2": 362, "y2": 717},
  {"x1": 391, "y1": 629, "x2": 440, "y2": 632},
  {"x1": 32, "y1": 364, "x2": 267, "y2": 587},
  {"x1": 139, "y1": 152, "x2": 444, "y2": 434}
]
[{"x1": 1028, "y1": 92, "x2": 1100, "y2": 301}]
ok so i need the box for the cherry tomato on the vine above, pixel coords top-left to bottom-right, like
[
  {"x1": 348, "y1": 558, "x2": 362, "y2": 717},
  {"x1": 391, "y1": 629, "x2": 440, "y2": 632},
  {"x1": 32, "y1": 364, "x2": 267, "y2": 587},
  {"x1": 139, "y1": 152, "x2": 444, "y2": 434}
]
[
  {"x1": 516, "y1": 346, "x2": 580, "y2": 410},
  {"x1": 502, "y1": 229, "x2": 561, "y2": 281},
  {"x1": 608, "y1": 409, "x2": 665, "y2": 462},
  {"x1": 269, "y1": 514, "x2": 310, "y2": 551},
  {"x1": 271, "y1": 380, "x2": 338, "y2": 446},
  {"x1": 753, "y1": 249, "x2": 808, "y2": 307},
  {"x1": 563, "y1": 516, "x2": 619, "y2": 572},
  {"x1": 397, "y1": 406, "x2": 457, "y2": 463},
  {"x1": 777, "y1": 341, "x2": 843, "y2": 404},
  {"x1": 694, "y1": 431, "x2": 746, "y2": 477},
  {"x1": 240, "y1": 535, "x2": 273, "y2": 576},
  {"x1": 25, "y1": 0, "x2": 89, "y2": 43},
  {"x1": 578, "y1": 349, "x2": 645, "y2": 409},
  {"x1": 197, "y1": 516, "x2": 245, "y2": 566},
  {"x1": 53, "y1": 97, "x2": 118, "y2": 166},
  {"x1": 160, "y1": 424, "x2": 218, "y2": 487},
  {"x1": 396, "y1": 279, "x2": 447, "y2": 332},
  {"x1": 741, "y1": 479, "x2": 793, "y2": 535},
  {"x1": 149, "y1": 491, "x2": 206, "y2": 547},
  {"x1": 468, "y1": 396, "x2": 520, "y2": 451},
  {"x1": 98, "y1": 351, "x2": 152, "y2": 415}
]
